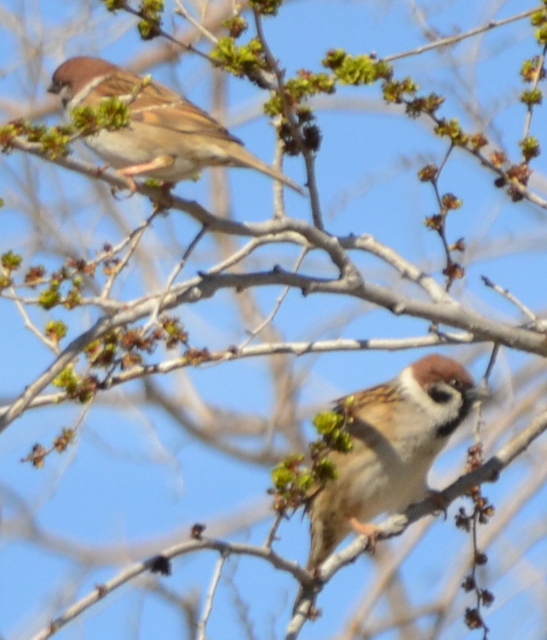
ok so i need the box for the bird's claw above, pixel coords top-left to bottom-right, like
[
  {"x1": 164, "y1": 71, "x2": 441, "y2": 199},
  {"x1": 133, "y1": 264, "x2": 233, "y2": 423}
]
[
  {"x1": 349, "y1": 517, "x2": 381, "y2": 553},
  {"x1": 428, "y1": 490, "x2": 449, "y2": 519}
]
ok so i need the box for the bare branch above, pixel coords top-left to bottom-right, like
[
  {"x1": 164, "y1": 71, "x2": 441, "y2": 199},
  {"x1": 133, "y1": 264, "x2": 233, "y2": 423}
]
[
  {"x1": 481, "y1": 275, "x2": 539, "y2": 327},
  {"x1": 196, "y1": 553, "x2": 226, "y2": 640},
  {"x1": 384, "y1": 6, "x2": 541, "y2": 63}
]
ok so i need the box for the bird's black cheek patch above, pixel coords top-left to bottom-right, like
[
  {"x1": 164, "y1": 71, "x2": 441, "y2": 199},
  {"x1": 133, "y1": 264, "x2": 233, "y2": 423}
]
[
  {"x1": 435, "y1": 397, "x2": 474, "y2": 439},
  {"x1": 436, "y1": 417, "x2": 461, "y2": 439},
  {"x1": 428, "y1": 387, "x2": 453, "y2": 404}
]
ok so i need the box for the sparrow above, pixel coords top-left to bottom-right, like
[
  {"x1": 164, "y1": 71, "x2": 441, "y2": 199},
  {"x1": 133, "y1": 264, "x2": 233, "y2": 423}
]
[
  {"x1": 306, "y1": 354, "x2": 483, "y2": 571},
  {"x1": 48, "y1": 56, "x2": 305, "y2": 194}
]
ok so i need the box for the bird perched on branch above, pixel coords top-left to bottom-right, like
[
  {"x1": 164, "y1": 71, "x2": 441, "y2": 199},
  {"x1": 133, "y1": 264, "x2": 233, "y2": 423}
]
[
  {"x1": 295, "y1": 354, "x2": 485, "y2": 615},
  {"x1": 48, "y1": 56, "x2": 305, "y2": 195}
]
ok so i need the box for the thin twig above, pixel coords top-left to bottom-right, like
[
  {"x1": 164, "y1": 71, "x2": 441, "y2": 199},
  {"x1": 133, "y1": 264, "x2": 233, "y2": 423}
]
[
  {"x1": 384, "y1": 7, "x2": 540, "y2": 63},
  {"x1": 273, "y1": 129, "x2": 289, "y2": 217},
  {"x1": 143, "y1": 224, "x2": 208, "y2": 332},
  {"x1": 481, "y1": 275, "x2": 538, "y2": 326},
  {"x1": 102, "y1": 209, "x2": 161, "y2": 300},
  {"x1": 264, "y1": 512, "x2": 284, "y2": 549},
  {"x1": 252, "y1": 9, "x2": 322, "y2": 230},
  {"x1": 117, "y1": 2, "x2": 214, "y2": 62},
  {"x1": 475, "y1": 344, "x2": 500, "y2": 441},
  {"x1": 173, "y1": 0, "x2": 219, "y2": 45},
  {"x1": 521, "y1": 44, "x2": 547, "y2": 144},
  {"x1": 1, "y1": 272, "x2": 59, "y2": 353},
  {"x1": 196, "y1": 553, "x2": 227, "y2": 640},
  {"x1": 239, "y1": 246, "x2": 309, "y2": 349}
]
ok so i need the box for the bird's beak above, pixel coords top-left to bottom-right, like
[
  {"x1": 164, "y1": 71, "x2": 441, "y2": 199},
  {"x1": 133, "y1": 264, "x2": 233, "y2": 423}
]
[{"x1": 469, "y1": 385, "x2": 489, "y2": 403}]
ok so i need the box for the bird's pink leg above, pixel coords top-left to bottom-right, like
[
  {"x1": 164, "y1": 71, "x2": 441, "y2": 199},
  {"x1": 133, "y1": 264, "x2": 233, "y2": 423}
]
[
  {"x1": 349, "y1": 517, "x2": 381, "y2": 552},
  {"x1": 117, "y1": 155, "x2": 176, "y2": 193}
]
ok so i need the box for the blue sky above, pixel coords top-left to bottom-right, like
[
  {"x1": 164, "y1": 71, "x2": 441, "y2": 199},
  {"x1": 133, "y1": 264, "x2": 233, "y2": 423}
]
[{"x1": 1, "y1": 1, "x2": 547, "y2": 639}]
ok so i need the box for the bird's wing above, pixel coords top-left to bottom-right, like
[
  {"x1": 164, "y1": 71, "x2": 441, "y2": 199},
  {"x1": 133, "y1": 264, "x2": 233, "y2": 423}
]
[
  {"x1": 131, "y1": 98, "x2": 243, "y2": 144},
  {"x1": 89, "y1": 69, "x2": 243, "y2": 145}
]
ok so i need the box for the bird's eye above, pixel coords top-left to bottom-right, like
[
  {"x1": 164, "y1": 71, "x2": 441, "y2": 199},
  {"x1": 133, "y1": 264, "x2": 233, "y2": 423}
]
[
  {"x1": 428, "y1": 386, "x2": 453, "y2": 404},
  {"x1": 450, "y1": 378, "x2": 465, "y2": 391}
]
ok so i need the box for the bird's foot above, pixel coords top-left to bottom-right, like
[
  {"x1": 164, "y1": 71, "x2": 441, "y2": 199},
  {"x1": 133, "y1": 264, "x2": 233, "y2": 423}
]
[
  {"x1": 349, "y1": 517, "x2": 381, "y2": 553},
  {"x1": 116, "y1": 156, "x2": 176, "y2": 195},
  {"x1": 427, "y1": 490, "x2": 449, "y2": 519}
]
